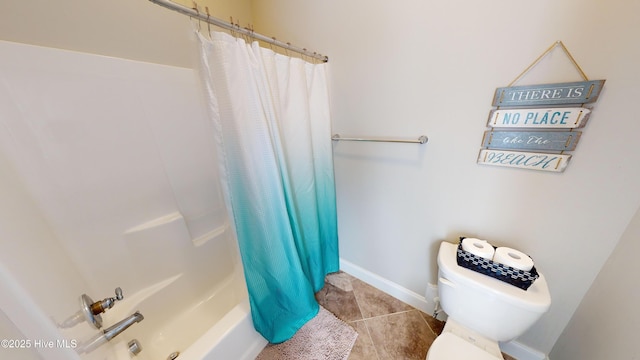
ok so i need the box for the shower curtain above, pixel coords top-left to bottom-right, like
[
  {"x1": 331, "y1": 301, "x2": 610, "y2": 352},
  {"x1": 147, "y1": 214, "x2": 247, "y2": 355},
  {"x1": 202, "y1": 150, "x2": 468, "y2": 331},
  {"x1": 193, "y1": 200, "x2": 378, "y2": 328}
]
[{"x1": 197, "y1": 31, "x2": 339, "y2": 344}]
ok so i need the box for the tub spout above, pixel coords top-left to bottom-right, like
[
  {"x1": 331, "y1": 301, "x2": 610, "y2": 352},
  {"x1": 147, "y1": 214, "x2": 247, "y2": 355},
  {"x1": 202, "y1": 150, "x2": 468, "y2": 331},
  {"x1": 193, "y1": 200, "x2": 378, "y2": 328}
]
[
  {"x1": 78, "y1": 311, "x2": 144, "y2": 354},
  {"x1": 104, "y1": 311, "x2": 144, "y2": 341}
]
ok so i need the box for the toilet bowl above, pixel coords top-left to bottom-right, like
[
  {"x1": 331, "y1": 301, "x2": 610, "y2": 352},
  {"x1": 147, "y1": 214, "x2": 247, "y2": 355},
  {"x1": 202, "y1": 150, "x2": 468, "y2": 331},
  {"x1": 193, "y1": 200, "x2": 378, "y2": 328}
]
[{"x1": 426, "y1": 241, "x2": 551, "y2": 360}]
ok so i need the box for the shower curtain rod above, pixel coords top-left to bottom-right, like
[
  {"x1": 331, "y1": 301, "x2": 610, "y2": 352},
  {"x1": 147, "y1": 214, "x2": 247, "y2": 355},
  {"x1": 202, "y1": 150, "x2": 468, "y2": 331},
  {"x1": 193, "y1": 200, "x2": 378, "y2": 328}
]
[{"x1": 148, "y1": 0, "x2": 328, "y2": 62}]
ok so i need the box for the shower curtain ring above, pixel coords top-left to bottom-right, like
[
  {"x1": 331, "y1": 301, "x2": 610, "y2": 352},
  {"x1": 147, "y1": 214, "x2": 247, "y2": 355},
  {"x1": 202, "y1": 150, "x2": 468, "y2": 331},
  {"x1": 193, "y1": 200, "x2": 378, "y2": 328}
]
[
  {"x1": 230, "y1": 16, "x2": 235, "y2": 37},
  {"x1": 205, "y1": 7, "x2": 211, "y2": 36},
  {"x1": 192, "y1": 1, "x2": 201, "y2": 32}
]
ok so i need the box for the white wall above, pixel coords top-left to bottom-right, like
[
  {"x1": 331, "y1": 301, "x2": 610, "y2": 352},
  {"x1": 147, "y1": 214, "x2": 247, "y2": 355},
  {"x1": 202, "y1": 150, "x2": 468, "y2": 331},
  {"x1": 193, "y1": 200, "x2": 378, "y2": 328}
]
[
  {"x1": 549, "y1": 205, "x2": 640, "y2": 359},
  {"x1": 252, "y1": 0, "x2": 640, "y2": 354},
  {"x1": 0, "y1": 0, "x2": 252, "y2": 68}
]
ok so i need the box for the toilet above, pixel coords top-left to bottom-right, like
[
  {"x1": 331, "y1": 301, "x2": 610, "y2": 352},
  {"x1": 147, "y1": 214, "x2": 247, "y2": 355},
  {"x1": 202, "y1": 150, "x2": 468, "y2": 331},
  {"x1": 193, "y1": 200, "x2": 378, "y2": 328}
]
[{"x1": 426, "y1": 241, "x2": 551, "y2": 359}]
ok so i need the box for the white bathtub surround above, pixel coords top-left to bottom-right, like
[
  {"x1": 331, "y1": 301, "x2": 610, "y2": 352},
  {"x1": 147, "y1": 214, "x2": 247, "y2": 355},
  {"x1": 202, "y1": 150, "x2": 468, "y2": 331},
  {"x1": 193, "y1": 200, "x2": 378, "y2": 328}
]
[
  {"x1": 0, "y1": 40, "x2": 245, "y2": 358},
  {"x1": 0, "y1": 263, "x2": 81, "y2": 360},
  {"x1": 256, "y1": 306, "x2": 358, "y2": 359}
]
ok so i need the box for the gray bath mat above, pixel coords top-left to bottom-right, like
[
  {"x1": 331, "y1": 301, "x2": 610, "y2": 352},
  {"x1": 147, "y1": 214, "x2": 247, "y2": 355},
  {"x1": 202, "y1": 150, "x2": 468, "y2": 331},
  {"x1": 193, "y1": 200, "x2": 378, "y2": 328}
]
[{"x1": 256, "y1": 306, "x2": 358, "y2": 360}]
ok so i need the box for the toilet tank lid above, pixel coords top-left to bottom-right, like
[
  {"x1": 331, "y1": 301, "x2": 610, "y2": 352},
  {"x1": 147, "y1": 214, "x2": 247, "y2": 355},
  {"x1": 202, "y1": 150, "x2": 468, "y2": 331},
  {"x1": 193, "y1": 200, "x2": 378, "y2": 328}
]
[
  {"x1": 437, "y1": 241, "x2": 551, "y2": 313},
  {"x1": 427, "y1": 332, "x2": 502, "y2": 360}
]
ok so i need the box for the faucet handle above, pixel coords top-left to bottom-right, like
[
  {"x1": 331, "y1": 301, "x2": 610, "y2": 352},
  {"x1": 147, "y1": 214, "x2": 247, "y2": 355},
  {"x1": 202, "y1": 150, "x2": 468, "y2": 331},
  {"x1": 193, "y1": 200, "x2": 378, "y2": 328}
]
[
  {"x1": 89, "y1": 287, "x2": 124, "y2": 316},
  {"x1": 102, "y1": 287, "x2": 124, "y2": 310},
  {"x1": 80, "y1": 287, "x2": 125, "y2": 329},
  {"x1": 114, "y1": 287, "x2": 123, "y2": 301}
]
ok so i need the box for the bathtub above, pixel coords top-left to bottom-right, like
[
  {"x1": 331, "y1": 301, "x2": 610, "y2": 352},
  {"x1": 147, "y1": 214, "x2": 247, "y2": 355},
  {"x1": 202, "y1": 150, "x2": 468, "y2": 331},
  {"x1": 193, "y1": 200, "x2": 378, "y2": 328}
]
[
  {"x1": 103, "y1": 270, "x2": 267, "y2": 360},
  {"x1": 177, "y1": 299, "x2": 267, "y2": 360}
]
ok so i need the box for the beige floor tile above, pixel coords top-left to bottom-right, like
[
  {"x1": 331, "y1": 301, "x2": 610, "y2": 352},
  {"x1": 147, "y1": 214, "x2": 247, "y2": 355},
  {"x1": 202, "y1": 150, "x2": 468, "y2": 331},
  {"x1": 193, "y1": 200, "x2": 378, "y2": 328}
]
[
  {"x1": 348, "y1": 320, "x2": 379, "y2": 360},
  {"x1": 364, "y1": 310, "x2": 436, "y2": 360},
  {"x1": 325, "y1": 271, "x2": 356, "y2": 292},
  {"x1": 419, "y1": 311, "x2": 445, "y2": 336},
  {"x1": 316, "y1": 272, "x2": 517, "y2": 360},
  {"x1": 351, "y1": 279, "x2": 413, "y2": 318},
  {"x1": 315, "y1": 282, "x2": 363, "y2": 322}
]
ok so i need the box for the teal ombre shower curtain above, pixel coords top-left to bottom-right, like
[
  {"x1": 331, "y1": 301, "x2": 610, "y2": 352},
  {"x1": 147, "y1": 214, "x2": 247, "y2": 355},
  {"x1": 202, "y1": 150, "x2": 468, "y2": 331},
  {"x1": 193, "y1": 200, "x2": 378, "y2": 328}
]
[{"x1": 197, "y1": 31, "x2": 339, "y2": 343}]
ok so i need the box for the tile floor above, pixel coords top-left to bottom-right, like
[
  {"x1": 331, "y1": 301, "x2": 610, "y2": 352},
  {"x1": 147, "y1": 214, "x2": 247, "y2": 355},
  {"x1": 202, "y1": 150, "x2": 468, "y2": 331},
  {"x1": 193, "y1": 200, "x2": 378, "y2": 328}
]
[{"x1": 315, "y1": 271, "x2": 517, "y2": 360}]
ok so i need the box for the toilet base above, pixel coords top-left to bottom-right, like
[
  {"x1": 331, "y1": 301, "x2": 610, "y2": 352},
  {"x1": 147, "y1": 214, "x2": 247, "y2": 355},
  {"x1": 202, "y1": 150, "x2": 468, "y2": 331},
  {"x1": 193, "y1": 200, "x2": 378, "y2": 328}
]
[{"x1": 427, "y1": 318, "x2": 503, "y2": 359}]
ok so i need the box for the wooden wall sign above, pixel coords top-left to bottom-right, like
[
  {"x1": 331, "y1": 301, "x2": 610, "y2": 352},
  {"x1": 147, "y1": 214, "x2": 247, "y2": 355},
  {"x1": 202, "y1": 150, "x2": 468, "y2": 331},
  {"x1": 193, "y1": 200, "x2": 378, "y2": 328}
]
[
  {"x1": 487, "y1": 107, "x2": 590, "y2": 129},
  {"x1": 482, "y1": 130, "x2": 581, "y2": 151},
  {"x1": 478, "y1": 41, "x2": 606, "y2": 173},
  {"x1": 478, "y1": 149, "x2": 571, "y2": 172},
  {"x1": 492, "y1": 80, "x2": 605, "y2": 107}
]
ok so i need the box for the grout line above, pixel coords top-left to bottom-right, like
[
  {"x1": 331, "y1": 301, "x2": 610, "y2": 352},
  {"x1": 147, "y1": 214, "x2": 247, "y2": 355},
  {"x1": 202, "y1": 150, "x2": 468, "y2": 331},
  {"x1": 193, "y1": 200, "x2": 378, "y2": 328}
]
[
  {"x1": 344, "y1": 269, "x2": 444, "y2": 330},
  {"x1": 359, "y1": 319, "x2": 381, "y2": 360},
  {"x1": 349, "y1": 277, "x2": 380, "y2": 360},
  {"x1": 349, "y1": 277, "x2": 416, "y2": 320},
  {"x1": 340, "y1": 271, "x2": 442, "y2": 359},
  {"x1": 357, "y1": 309, "x2": 417, "y2": 322},
  {"x1": 418, "y1": 311, "x2": 441, "y2": 337},
  {"x1": 350, "y1": 279, "x2": 368, "y2": 322}
]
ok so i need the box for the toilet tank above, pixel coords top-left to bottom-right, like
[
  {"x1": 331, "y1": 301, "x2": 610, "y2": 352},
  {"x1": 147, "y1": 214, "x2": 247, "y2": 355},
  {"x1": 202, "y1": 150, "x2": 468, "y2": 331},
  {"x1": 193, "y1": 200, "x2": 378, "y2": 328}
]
[{"x1": 436, "y1": 241, "x2": 551, "y2": 342}]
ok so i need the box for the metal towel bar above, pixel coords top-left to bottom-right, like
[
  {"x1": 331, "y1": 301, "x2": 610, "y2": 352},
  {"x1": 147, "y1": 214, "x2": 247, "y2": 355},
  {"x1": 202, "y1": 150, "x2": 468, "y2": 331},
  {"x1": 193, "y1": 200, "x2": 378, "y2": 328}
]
[{"x1": 331, "y1": 134, "x2": 428, "y2": 144}]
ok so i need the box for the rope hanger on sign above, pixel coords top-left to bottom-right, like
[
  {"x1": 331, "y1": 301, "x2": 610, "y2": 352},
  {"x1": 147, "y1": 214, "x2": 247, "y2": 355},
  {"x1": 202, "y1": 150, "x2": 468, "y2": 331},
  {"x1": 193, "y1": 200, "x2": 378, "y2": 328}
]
[{"x1": 508, "y1": 40, "x2": 590, "y2": 87}]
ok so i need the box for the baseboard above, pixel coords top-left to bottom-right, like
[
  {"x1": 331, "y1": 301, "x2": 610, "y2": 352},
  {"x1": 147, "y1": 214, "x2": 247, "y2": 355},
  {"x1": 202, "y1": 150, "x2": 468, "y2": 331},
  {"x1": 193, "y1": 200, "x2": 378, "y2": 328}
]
[
  {"x1": 339, "y1": 258, "x2": 549, "y2": 360},
  {"x1": 339, "y1": 258, "x2": 429, "y2": 312},
  {"x1": 500, "y1": 340, "x2": 549, "y2": 360}
]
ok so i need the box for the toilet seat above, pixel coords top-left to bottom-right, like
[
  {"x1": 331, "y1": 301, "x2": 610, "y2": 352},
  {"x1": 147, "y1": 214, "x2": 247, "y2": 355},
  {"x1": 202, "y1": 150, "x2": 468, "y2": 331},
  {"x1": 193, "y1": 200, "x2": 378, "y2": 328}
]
[{"x1": 426, "y1": 332, "x2": 503, "y2": 360}]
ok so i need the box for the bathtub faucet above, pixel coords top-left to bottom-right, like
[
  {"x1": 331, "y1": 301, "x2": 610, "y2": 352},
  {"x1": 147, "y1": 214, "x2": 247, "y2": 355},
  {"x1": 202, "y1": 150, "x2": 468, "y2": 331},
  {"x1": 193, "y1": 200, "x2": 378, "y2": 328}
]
[
  {"x1": 90, "y1": 287, "x2": 124, "y2": 317},
  {"x1": 61, "y1": 287, "x2": 125, "y2": 329},
  {"x1": 104, "y1": 311, "x2": 144, "y2": 341},
  {"x1": 78, "y1": 311, "x2": 144, "y2": 354}
]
